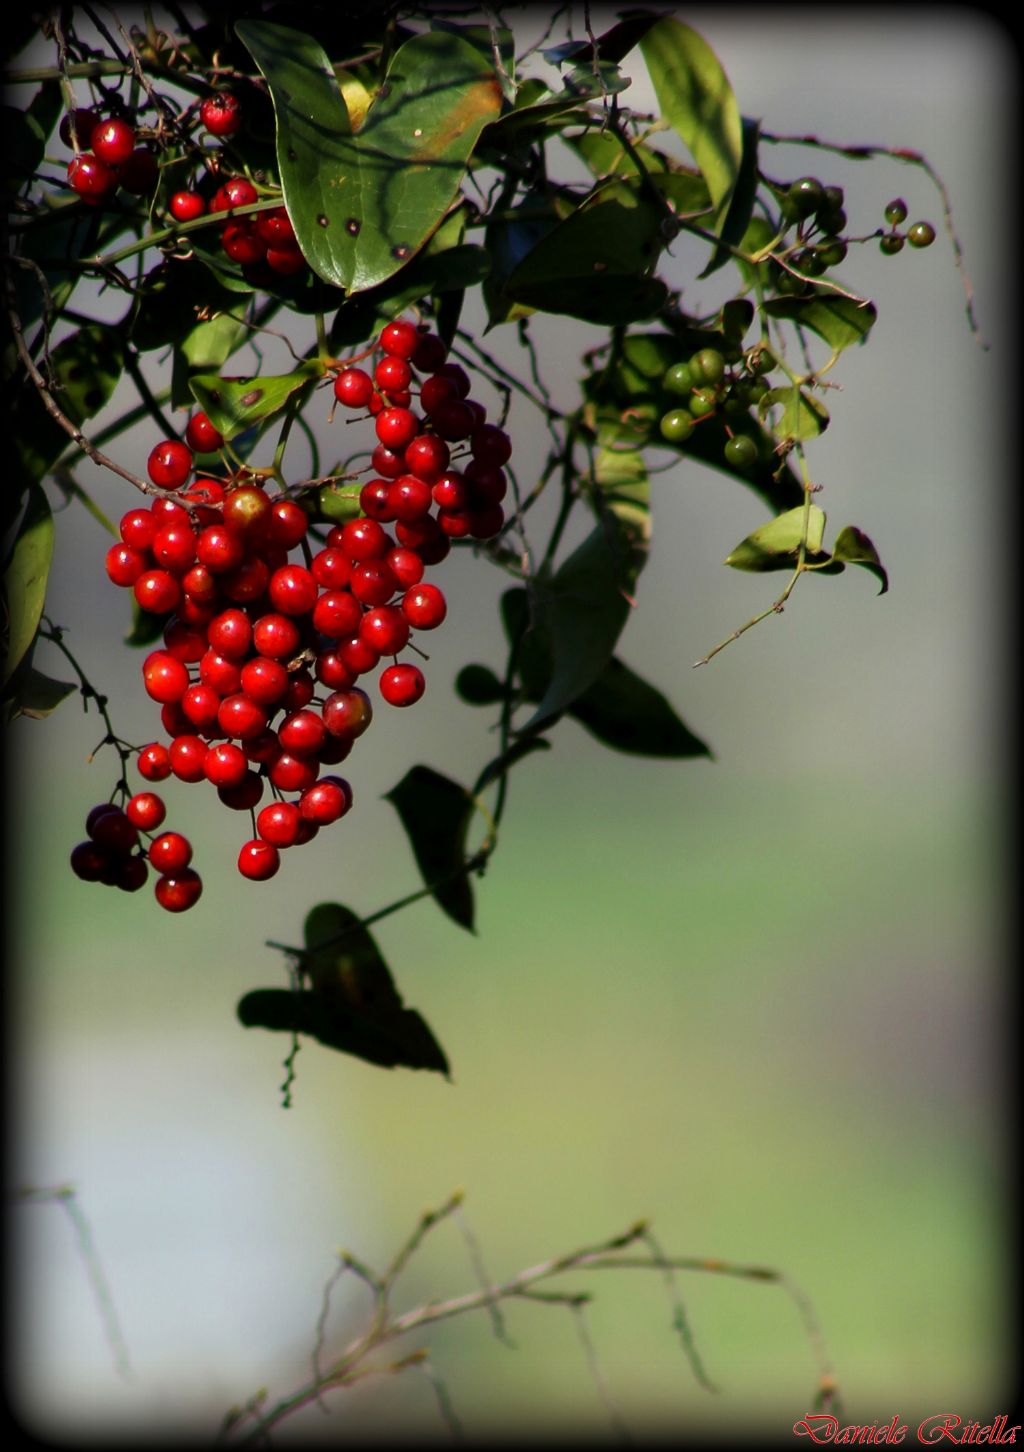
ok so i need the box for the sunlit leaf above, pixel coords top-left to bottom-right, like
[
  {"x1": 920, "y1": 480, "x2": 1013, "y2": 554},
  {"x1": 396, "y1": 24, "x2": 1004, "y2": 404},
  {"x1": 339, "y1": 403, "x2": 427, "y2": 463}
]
[
  {"x1": 385, "y1": 766, "x2": 476, "y2": 931},
  {"x1": 760, "y1": 385, "x2": 830, "y2": 441},
  {"x1": 640, "y1": 17, "x2": 743, "y2": 234},
  {"x1": 763, "y1": 293, "x2": 878, "y2": 359},
  {"x1": 188, "y1": 363, "x2": 320, "y2": 441},
  {"x1": 826, "y1": 525, "x2": 889, "y2": 594},
  {"x1": 725, "y1": 505, "x2": 827, "y2": 572},
  {"x1": 237, "y1": 20, "x2": 501, "y2": 294}
]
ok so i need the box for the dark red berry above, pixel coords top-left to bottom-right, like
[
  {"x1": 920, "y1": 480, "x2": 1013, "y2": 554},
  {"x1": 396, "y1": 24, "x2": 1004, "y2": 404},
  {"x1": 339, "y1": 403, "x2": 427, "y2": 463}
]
[
  {"x1": 200, "y1": 92, "x2": 242, "y2": 138},
  {"x1": 148, "y1": 440, "x2": 193, "y2": 489},
  {"x1": 155, "y1": 868, "x2": 202, "y2": 912},
  {"x1": 379, "y1": 663, "x2": 425, "y2": 707}
]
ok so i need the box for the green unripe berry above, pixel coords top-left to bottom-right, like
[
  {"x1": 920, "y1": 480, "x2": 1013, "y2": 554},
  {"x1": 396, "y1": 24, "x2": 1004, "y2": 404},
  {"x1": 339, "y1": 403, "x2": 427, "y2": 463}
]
[
  {"x1": 662, "y1": 361, "x2": 694, "y2": 396},
  {"x1": 724, "y1": 435, "x2": 758, "y2": 469},
  {"x1": 880, "y1": 233, "x2": 904, "y2": 256},
  {"x1": 795, "y1": 248, "x2": 827, "y2": 278},
  {"x1": 816, "y1": 239, "x2": 847, "y2": 268},
  {"x1": 659, "y1": 408, "x2": 694, "y2": 444},
  {"x1": 816, "y1": 206, "x2": 847, "y2": 237},
  {"x1": 907, "y1": 221, "x2": 936, "y2": 248},
  {"x1": 688, "y1": 387, "x2": 718, "y2": 418},
  {"x1": 776, "y1": 269, "x2": 807, "y2": 296},
  {"x1": 691, "y1": 348, "x2": 725, "y2": 386},
  {"x1": 747, "y1": 378, "x2": 770, "y2": 404},
  {"x1": 746, "y1": 347, "x2": 773, "y2": 377},
  {"x1": 788, "y1": 176, "x2": 824, "y2": 217},
  {"x1": 820, "y1": 185, "x2": 845, "y2": 212},
  {"x1": 884, "y1": 198, "x2": 908, "y2": 225}
]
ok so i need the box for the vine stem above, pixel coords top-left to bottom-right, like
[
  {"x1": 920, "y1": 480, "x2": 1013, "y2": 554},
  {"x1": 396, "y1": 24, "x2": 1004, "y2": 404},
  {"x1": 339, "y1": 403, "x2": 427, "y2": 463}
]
[{"x1": 39, "y1": 618, "x2": 133, "y2": 792}]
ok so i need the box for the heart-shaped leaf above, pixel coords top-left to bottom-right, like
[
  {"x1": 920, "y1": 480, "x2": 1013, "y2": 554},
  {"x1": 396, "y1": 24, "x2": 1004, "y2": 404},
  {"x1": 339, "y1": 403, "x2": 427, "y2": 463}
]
[
  {"x1": 764, "y1": 294, "x2": 877, "y2": 360},
  {"x1": 237, "y1": 20, "x2": 501, "y2": 294},
  {"x1": 725, "y1": 505, "x2": 827, "y2": 572},
  {"x1": 571, "y1": 657, "x2": 712, "y2": 759},
  {"x1": 760, "y1": 385, "x2": 830, "y2": 442},
  {"x1": 385, "y1": 766, "x2": 477, "y2": 931},
  {"x1": 826, "y1": 525, "x2": 889, "y2": 594}
]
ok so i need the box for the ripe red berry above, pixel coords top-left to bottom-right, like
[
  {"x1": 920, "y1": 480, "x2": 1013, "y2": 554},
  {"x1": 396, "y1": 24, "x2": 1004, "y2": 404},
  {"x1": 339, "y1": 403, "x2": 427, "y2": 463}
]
[
  {"x1": 266, "y1": 245, "x2": 306, "y2": 276},
  {"x1": 256, "y1": 802, "x2": 302, "y2": 847},
  {"x1": 374, "y1": 355, "x2": 412, "y2": 395},
  {"x1": 222, "y1": 484, "x2": 271, "y2": 538},
  {"x1": 185, "y1": 411, "x2": 224, "y2": 453},
  {"x1": 323, "y1": 687, "x2": 373, "y2": 739},
  {"x1": 67, "y1": 153, "x2": 116, "y2": 200},
  {"x1": 147, "y1": 440, "x2": 193, "y2": 489},
  {"x1": 267, "y1": 750, "x2": 318, "y2": 792},
  {"x1": 379, "y1": 319, "x2": 420, "y2": 359},
  {"x1": 170, "y1": 190, "x2": 206, "y2": 223},
  {"x1": 120, "y1": 507, "x2": 159, "y2": 550},
  {"x1": 404, "y1": 433, "x2": 450, "y2": 484},
  {"x1": 169, "y1": 735, "x2": 209, "y2": 783},
  {"x1": 137, "y1": 742, "x2": 172, "y2": 781},
  {"x1": 386, "y1": 546, "x2": 425, "y2": 589},
  {"x1": 298, "y1": 776, "x2": 352, "y2": 824},
  {"x1": 105, "y1": 542, "x2": 147, "y2": 588},
  {"x1": 267, "y1": 499, "x2": 309, "y2": 550},
  {"x1": 152, "y1": 522, "x2": 197, "y2": 573},
  {"x1": 252, "y1": 612, "x2": 302, "y2": 659},
  {"x1": 359, "y1": 605, "x2": 409, "y2": 656},
  {"x1": 207, "y1": 608, "x2": 253, "y2": 658},
  {"x1": 126, "y1": 792, "x2": 166, "y2": 832},
  {"x1": 60, "y1": 108, "x2": 99, "y2": 149},
  {"x1": 402, "y1": 582, "x2": 447, "y2": 630},
  {"x1": 312, "y1": 589, "x2": 363, "y2": 639},
  {"x1": 388, "y1": 474, "x2": 433, "y2": 523},
  {"x1": 359, "y1": 479, "x2": 397, "y2": 521},
  {"x1": 217, "y1": 772, "x2": 265, "y2": 812},
  {"x1": 370, "y1": 445, "x2": 406, "y2": 480},
  {"x1": 200, "y1": 92, "x2": 242, "y2": 138},
  {"x1": 268, "y1": 564, "x2": 317, "y2": 616},
  {"x1": 134, "y1": 569, "x2": 181, "y2": 615},
  {"x1": 91, "y1": 117, "x2": 136, "y2": 165},
  {"x1": 203, "y1": 741, "x2": 249, "y2": 788},
  {"x1": 221, "y1": 221, "x2": 266, "y2": 266},
  {"x1": 379, "y1": 663, "x2": 425, "y2": 707},
  {"x1": 155, "y1": 868, "x2": 203, "y2": 912},
  {"x1": 340, "y1": 518, "x2": 389, "y2": 561},
  {"x1": 142, "y1": 650, "x2": 190, "y2": 704},
  {"x1": 350, "y1": 558, "x2": 398, "y2": 608},
  {"x1": 333, "y1": 367, "x2": 376, "y2": 409},
  {"x1": 149, "y1": 831, "x2": 193, "y2": 874},
  {"x1": 311, "y1": 547, "x2": 351, "y2": 590},
  {"x1": 238, "y1": 839, "x2": 280, "y2": 881},
  {"x1": 278, "y1": 709, "x2": 328, "y2": 756},
  {"x1": 199, "y1": 648, "x2": 243, "y2": 696},
  {"x1": 181, "y1": 682, "x2": 222, "y2": 730},
  {"x1": 217, "y1": 693, "x2": 268, "y2": 740},
  {"x1": 239, "y1": 657, "x2": 289, "y2": 705},
  {"x1": 375, "y1": 407, "x2": 418, "y2": 451},
  {"x1": 221, "y1": 556, "x2": 270, "y2": 604}
]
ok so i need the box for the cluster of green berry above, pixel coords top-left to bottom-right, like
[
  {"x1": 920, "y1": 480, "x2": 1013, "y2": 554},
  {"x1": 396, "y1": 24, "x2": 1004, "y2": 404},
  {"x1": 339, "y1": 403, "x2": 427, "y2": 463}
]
[
  {"x1": 879, "y1": 199, "x2": 936, "y2": 256},
  {"x1": 657, "y1": 345, "x2": 766, "y2": 470}
]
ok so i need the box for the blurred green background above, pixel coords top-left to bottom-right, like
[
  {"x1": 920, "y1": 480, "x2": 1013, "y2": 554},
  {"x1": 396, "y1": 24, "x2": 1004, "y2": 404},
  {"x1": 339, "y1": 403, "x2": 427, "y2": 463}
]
[{"x1": 6, "y1": 7, "x2": 1012, "y2": 1443}]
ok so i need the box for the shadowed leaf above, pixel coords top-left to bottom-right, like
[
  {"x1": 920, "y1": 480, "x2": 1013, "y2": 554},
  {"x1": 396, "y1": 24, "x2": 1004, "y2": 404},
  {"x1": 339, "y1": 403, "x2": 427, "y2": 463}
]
[
  {"x1": 188, "y1": 364, "x2": 319, "y2": 441},
  {"x1": 571, "y1": 658, "x2": 712, "y2": 759},
  {"x1": 2, "y1": 484, "x2": 53, "y2": 686},
  {"x1": 385, "y1": 766, "x2": 476, "y2": 931}
]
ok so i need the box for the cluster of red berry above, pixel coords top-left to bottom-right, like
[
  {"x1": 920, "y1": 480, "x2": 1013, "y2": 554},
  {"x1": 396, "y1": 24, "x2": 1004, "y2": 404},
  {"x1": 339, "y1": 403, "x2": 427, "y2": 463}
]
[
  {"x1": 63, "y1": 109, "x2": 158, "y2": 203},
  {"x1": 70, "y1": 798, "x2": 202, "y2": 911},
  {"x1": 88, "y1": 318, "x2": 509, "y2": 912},
  {"x1": 169, "y1": 172, "x2": 307, "y2": 282}
]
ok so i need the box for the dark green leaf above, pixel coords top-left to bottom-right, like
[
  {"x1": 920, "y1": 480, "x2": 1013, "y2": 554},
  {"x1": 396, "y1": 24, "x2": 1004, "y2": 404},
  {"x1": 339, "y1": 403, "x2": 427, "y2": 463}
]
[
  {"x1": 188, "y1": 363, "x2": 320, "y2": 441},
  {"x1": 701, "y1": 115, "x2": 761, "y2": 278},
  {"x1": 473, "y1": 737, "x2": 551, "y2": 794},
  {"x1": 570, "y1": 657, "x2": 712, "y2": 758},
  {"x1": 517, "y1": 523, "x2": 637, "y2": 735},
  {"x1": 385, "y1": 766, "x2": 476, "y2": 931},
  {"x1": 237, "y1": 20, "x2": 501, "y2": 294},
  {"x1": 551, "y1": 14, "x2": 664, "y2": 66},
  {"x1": 826, "y1": 525, "x2": 889, "y2": 594},
  {"x1": 330, "y1": 243, "x2": 490, "y2": 349},
  {"x1": 639, "y1": 17, "x2": 743, "y2": 235},
  {"x1": 124, "y1": 599, "x2": 170, "y2": 648},
  {"x1": 500, "y1": 587, "x2": 553, "y2": 703},
  {"x1": 2, "y1": 484, "x2": 53, "y2": 686},
  {"x1": 456, "y1": 664, "x2": 506, "y2": 706},
  {"x1": 238, "y1": 903, "x2": 448, "y2": 1074},
  {"x1": 2, "y1": 665, "x2": 76, "y2": 721}
]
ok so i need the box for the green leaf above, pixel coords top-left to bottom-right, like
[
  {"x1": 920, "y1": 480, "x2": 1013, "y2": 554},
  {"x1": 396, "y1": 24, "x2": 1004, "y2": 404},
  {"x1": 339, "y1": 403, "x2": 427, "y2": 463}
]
[
  {"x1": 172, "y1": 312, "x2": 249, "y2": 411},
  {"x1": 2, "y1": 484, "x2": 53, "y2": 686},
  {"x1": 500, "y1": 587, "x2": 553, "y2": 703},
  {"x1": 237, "y1": 903, "x2": 449, "y2": 1075},
  {"x1": 826, "y1": 525, "x2": 889, "y2": 594},
  {"x1": 455, "y1": 663, "x2": 506, "y2": 706},
  {"x1": 124, "y1": 599, "x2": 170, "y2": 648},
  {"x1": 725, "y1": 505, "x2": 827, "y2": 572},
  {"x1": 473, "y1": 736, "x2": 551, "y2": 794},
  {"x1": 760, "y1": 385, "x2": 830, "y2": 442},
  {"x1": 518, "y1": 523, "x2": 637, "y2": 735},
  {"x1": 570, "y1": 657, "x2": 712, "y2": 759},
  {"x1": 2, "y1": 665, "x2": 76, "y2": 721},
  {"x1": 384, "y1": 766, "x2": 476, "y2": 931},
  {"x1": 330, "y1": 243, "x2": 490, "y2": 349},
  {"x1": 763, "y1": 294, "x2": 878, "y2": 359},
  {"x1": 701, "y1": 115, "x2": 761, "y2": 278},
  {"x1": 237, "y1": 20, "x2": 501, "y2": 295},
  {"x1": 639, "y1": 18, "x2": 743, "y2": 235},
  {"x1": 188, "y1": 364, "x2": 320, "y2": 441}
]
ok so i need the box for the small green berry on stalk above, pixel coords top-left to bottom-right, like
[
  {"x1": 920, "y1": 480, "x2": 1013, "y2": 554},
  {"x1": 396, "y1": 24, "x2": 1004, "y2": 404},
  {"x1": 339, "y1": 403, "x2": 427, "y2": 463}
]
[
  {"x1": 662, "y1": 361, "x2": 693, "y2": 396},
  {"x1": 788, "y1": 176, "x2": 824, "y2": 217},
  {"x1": 724, "y1": 435, "x2": 758, "y2": 470},
  {"x1": 688, "y1": 387, "x2": 718, "y2": 419},
  {"x1": 880, "y1": 233, "x2": 905, "y2": 256},
  {"x1": 884, "y1": 198, "x2": 908, "y2": 225},
  {"x1": 659, "y1": 408, "x2": 694, "y2": 444},
  {"x1": 691, "y1": 348, "x2": 726, "y2": 386},
  {"x1": 907, "y1": 221, "x2": 936, "y2": 248}
]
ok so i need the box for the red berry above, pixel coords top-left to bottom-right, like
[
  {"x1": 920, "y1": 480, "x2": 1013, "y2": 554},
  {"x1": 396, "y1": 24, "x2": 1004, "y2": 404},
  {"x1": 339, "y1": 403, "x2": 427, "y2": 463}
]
[
  {"x1": 134, "y1": 569, "x2": 181, "y2": 614},
  {"x1": 402, "y1": 582, "x2": 447, "y2": 630},
  {"x1": 298, "y1": 776, "x2": 351, "y2": 824},
  {"x1": 120, "y1": 507, "x2": 159, "y2": 550},
  {"x1": 432, "y1": 471, "x2": 469, "y2": 511},
  {"x1": 200, "y1": 92, "x2": 242, "y2": 138},
  {"x1": 322, "y1": 687, "x2": 373, "y2": 739},
  {"x1": 333, "y1": 367, "x2": 375, "y2": 409},
  {"x1": 199, "y1": 648, "x2": 243, "y2": 696},
  {"x1": 142, "y1": 650, "x2": 190, "y2": 704},
  {"x1": 67, "y1": 153, "x2": 115, "y2": 200},
  {"x1": 222, "y1": 484, "x2": 271, "y2": 538},
  {"x1": 203, "y1": 741, "x2": 248, "y2": 788},
  {"x1": 267, "y1": 751, "x2": 318, "y2": 793},
  {"x1": 359, "y1": 605, "x2": 409, "y2": 656},
  {"x1": 267, "y1": 499, "x2": 309, "y2": 549},
  {"x1": 340, "y1": 518, "x2": 389, "y2": 561},
  {"x1": 149, "y1": 831, "x2": 193, "y2": 874},
  {"x1": 60, "y1": 108, "x2": 99, "y2": 149},
  {"x1": 239, "y1": 657, "x2": 288, "y2": 705},
  {"x1": 207, "y1": 608, "x2": 253, "y2": 658},
  {"x1": 105, "y1": 542, "x2": 147, "y2": 588},
  {"x1": 256, "y1": 802, "x2": 302, "y2": 847},
  {"x1": 215, "y1": 176, "x2": 258, "y2": 210},
  {"x1": 181, "y1": 682, "x2": 222, "y2": 730},
  {"x1": 359, "y1": 479, "x2": 397, "y2": 521},
  {"x1": 419, "y1": 374, "x2": 458, "y2": 414},
  {"x1": 281, "y1": 669, "x2": 315, "y2": 712},
  {"x1": 268, "y1": 564, "x2": 317, "y2": 616},
  {"x1": 221, "y1": 221, "x2": 266, "y2": 266},
  {"x1": 217, "y1": 772, "x2": 265, "y2": 811},
  {"x1": 91, "y1": 118, "x2": 136, "y2": 165},
  {"x1": 252, "y1": 612, "x2": 302, "y2": 660},
  {"x1": 152, "y1": 522, "x2": 197, "y2": 573},
  {"x1": 266, "y1": 245, "x2": 306, "y2": 276},
  {"x1": 379, "y1": 663, "x2": 425, "y2": 707},
  {"x1": 126, "y1": 792, "x2": 166, "y2": 832},
  {"x1": 379, "y1": 319, "x2": 420, "y2": 359},
  {"x1": 374, "y1": 354, "x2": 412, "y2": 395},
  {"x1": 89, "y1": 807, "x2": 138, "y2": 853},
  {"x1": 370, "y1": 445, "x2": 406, "y2": 480},
  {"x1": 137, "y1": 742, "x2": 172, "y2": 781},
  {"x1": 404, "y1": 433, "x2": 450, "y2": 484},
  {"x1": 254, "y1": 207, "x2": 296, "y2": 246},
  {"x1": 197, "y1": 524, "x2": 245, "y2": 573},
  {"x1": 238, "y1": 839, "x2": 280, "y2": 881},
  {"x1": 163, "y1": 619, "x2": 207, "y2": 663},
  {"x1": 221, "y1": 556, "x2": 270, "y2": 604},
  {"x1": 375, "y1": 407, "x2": 418, "y2": 451},
  {"x1": 388, "y1": 474, "x2": 432, "y2": 523},
  {"x1": 386, "y1": 546, "x2": 425, "y2": 589},
  {"x1": 278, "y1": 709, "x2": 328, "y2": 756},
  {"x1": 185, "y1": 411, "x2": 224, "y2": 453},
  {"x1": 70, "y1": 840, "x2": 112, "y2": 882},
  {"x1": 337, "y1": 633, "x2": 379, "y2": 677},
  {"x1": 155, "y1": 868, "x2": 203, "y2": 912},
  {"x1": 168, "y1": 735, "x2": 209, "y2": 783},
  {"x1": 170, "y1": 190, "x2": 206, "y2": 222},
  {"x1": 147, "y1": 440, "x2": 193, "y2": 489},
  {"x1": 217, "y1": 694, "x2": 268, "y2": 740},
  {"x1": 312, "y1": 589, "x2": 363, "y2": 639},
  {"x1": 315, "y1": 650, "x2": 357, "y2": 691},
  {"x1": 311, "y1": 547, "x2": 351, "y2": 591},
  {"x1": 349, "y1": 558, "x2": 398, "y2": 608}
]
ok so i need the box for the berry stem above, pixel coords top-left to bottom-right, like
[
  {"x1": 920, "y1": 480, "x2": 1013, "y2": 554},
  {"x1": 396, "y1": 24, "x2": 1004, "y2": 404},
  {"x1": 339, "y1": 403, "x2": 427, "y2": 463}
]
[{"x1": 39, "y1": 618, "x2": 133, "y2": 794}]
